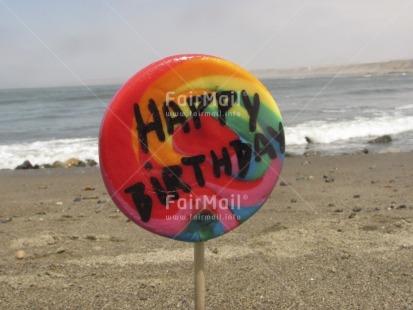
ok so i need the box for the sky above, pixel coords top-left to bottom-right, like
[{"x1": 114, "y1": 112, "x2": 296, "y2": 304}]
[{"x1": 0, "y1": 0, "x2": 412, "y2": 89}]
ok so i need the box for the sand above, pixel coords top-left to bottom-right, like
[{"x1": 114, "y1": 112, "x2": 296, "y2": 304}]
[{"x1": 1, "y1": 152, "x2": 412, "y2": 309}]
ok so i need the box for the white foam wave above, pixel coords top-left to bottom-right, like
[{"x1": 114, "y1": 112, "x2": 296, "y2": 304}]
[
  {"x1": 396, "y1": 104, "x2": 413, "y2": 110},
  {"x1": 0, "y1": 138, "x2": 98, "y2": 170},
  {"x1": 286, "y1": 116, "x2": 413, "y2": 145},
  {"x1": 1, "y1": 115, "x2": 412, "y2": 169}
]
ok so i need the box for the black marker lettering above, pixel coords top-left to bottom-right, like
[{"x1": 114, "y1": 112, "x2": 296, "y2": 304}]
[
  {"x1": 267, "y1": 123, "x2": 285, "y2": 154},
  {"x1": 181, "y1": 155, "x2": 206, "y2": 187},
  {"x1": 162, "y1": 101, "x2": 190, "y2": 135},
  {"x1": 150, "y1": 176, "x2": 168, "y2": 205},
  {"x1": 162, "y1": 165, "x2": 191, "y2": 199},
  {"x1": 241, "y1": 90, "x2": 260, "y2": 132},
  {"x1": 210, "y1": 147, "x2": 232, "y2": 178},
  {"x1": 254, "y1": 133, "x2": 277, "y2": 162},
  {"x1": 134, "y1": 100, "x2": 165, "y2": 153},
  {"x1": 124, "y1": 182, "x2": 152, "y2": 222},
  {"x1": 229, "y1": 139, "x2": 252, "y2": 178},
  {"x1": 186, "y1": 94, "x2": 213, "y2": 129}
]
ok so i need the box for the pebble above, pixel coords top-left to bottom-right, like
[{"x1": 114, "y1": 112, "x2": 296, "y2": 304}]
[
  {"x1": 15, "y1": 160, "x2": 36, "y2": 170},
  {"x1": 352, "y1": 207, "x2": 362, "y2": 212},
  {"x1": 15, "y1": 250, "x2": 26, "y2": 259},
  {"x1": 368, "y1": 135, "x2": 392, "y2": 144},
  {"x1": 56, "y1": 248, "x2": 66, "y2": 254},
  {"x1": 396, "y1": 204, "x2": 407, "y2": 210},
  {"x1": 334, "y1": 208, "x2": 344, "y2": 213},
  {"x1": 324, "y1": 175, "x2": 335, "y2": 183},
  {"x1": 0, "y1": 217, "x2": 12, "y2": 224},
  {"x1": 348, "y1": 212, "x2": 357, "y2": 219},
  {"x1": 14, "y1": 158, "x2": 98, "y2": 170},
  {"x1": 279, "y1": 181, "x2": 288, "y2": 186},
  {"x1": 82, "y1": 196, "x2": 99, "y2": 200},
  {"x1": 353, "y1": 194, "x2": 360, "y2": 198},
  {"x1": 296, "y1": 174, "x2": 313, "y2": 181}
]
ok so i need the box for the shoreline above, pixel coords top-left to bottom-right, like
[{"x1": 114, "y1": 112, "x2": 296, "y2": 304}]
[
  {"x1": 1, "y1": 151, "x2": 412, "y2": 308},
  {"x1": 5, "y1": 145, "x2": 412, "y2": 172}
]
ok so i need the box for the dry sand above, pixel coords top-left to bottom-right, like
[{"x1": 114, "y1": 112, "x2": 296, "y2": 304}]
[{"x1": 1, "y1": 152, "x2": 412, "y2": 309}]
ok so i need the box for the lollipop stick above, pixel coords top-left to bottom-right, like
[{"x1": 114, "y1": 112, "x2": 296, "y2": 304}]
[{"x1": 194, "y1": 241, "x2": 205, "y2": 310}]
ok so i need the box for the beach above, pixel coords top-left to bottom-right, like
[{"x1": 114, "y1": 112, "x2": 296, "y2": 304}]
[{"x1": 1, "y1": 152, "x2": 412, "y2": 309}]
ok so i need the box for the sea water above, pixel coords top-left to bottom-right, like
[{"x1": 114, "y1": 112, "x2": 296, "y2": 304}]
[{"x1": 0, "y1": 74, "x2": 412, "y2": 169}]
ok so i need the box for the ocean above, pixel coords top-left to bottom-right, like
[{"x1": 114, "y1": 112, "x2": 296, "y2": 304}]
[{"x1": 1, "y1": 74, "x2": 412, "y2": 170}]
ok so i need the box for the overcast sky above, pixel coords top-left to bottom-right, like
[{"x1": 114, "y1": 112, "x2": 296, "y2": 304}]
[{"x1": 1, "y1": 0, "x2": 412, "y2": 88}]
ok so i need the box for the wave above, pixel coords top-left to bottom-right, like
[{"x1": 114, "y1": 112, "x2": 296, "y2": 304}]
[
  {"x1": 1, "y1": 115, "x2": 412, "y2": 170},
  {"x1": 396, "y1": 104, "x2": 413, "y2": 110},
  {"x1": 0, "y1": 138, "x2": 98, "y2": 170},
  {"x1": 285, "y1": 116, "x2": 413, "y2": 145}
]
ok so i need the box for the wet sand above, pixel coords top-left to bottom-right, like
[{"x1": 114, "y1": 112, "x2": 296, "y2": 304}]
[{"x1": 1, "y1": 152, "x2": 412, "y2": 309}]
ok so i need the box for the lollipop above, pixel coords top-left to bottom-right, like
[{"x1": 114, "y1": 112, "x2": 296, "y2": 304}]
[{"x1": 99, "y1": 54, "x2": 285, "y2": 243}]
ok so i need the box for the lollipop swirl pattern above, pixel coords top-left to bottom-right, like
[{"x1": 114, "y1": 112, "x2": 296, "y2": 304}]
[{"x1": 100, "y1": 54, "x2": 285, "y2": 242}]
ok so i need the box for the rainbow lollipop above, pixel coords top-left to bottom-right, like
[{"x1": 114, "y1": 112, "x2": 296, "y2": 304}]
[{"x1": 99, "y1": 54, "x2": 284, "y2": 243}]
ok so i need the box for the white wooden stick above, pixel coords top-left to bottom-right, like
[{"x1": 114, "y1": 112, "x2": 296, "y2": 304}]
[{"x1": 194, "y1": 241, "x2": 205, "y2": 310}]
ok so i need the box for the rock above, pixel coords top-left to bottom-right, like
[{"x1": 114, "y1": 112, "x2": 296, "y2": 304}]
[
  {"x1": 305, "y1": 136, "x2": 314, "y2": 144},
  {"x1": 15, "y1": 160, "x2": 34, "y2": 170},
  {"x1": 304, "y1": 151, "x2": 320, "y2": 157},
  {"x1": 348, "y1": 212, "x2": 357, "y2": 219},
  {"x1": 279, "y1": 181, "x2": 288, "y2": 186},
  {"x1": 0, "y1": 217, "x2": 12, "y2": 224},
  {"x1": 45, "y1": 270, "x2": 66, "y2": 278},
  {"x1": 368, "y1": 135, "x2": 392, "y2": 144},
  {"x1": 15, "y1": 250, "x2": 26, "y2": 259},
  {"x1": 85, "y1": 159, "x2": 98, "y2": 167},
  {"x1": 64, "y1": 158, "x2": 85, "y2": 168},
  {"x1": 324, "y1": 175, "x2": 335, "y2": 183},
  {"x1": 396, "y1": 204, "x2": 407, "y2": 210},
  {"x1": 82, "y1": 196, "x2": 99, "y2": 200},
  {"x1": 334, "y1": 208, "x2": 344, "y2": 213},
  {"x1": 353, "y1": 194, "x2": 360, "y2": 198},
  {"x1": 52, "y1": 161, "x2": 64, "y2": 168},
  {"x1": 83, "y1": 186, "x2": 95, "y2": 191},
  {"x1": 352, "y1": 207, "x2": 362, "y2": 212},
  {"x1": 56, "y1": 248, "x2": 66, "y2": 254}
]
